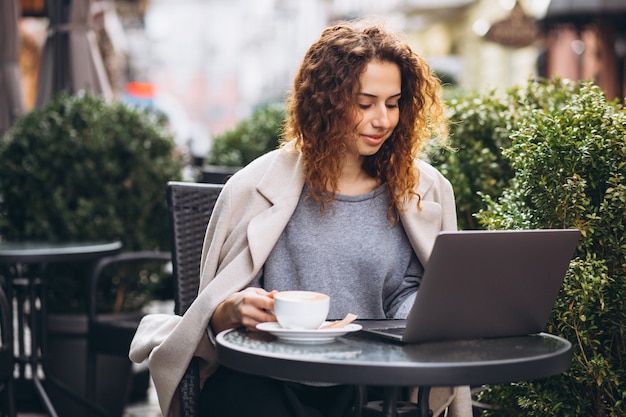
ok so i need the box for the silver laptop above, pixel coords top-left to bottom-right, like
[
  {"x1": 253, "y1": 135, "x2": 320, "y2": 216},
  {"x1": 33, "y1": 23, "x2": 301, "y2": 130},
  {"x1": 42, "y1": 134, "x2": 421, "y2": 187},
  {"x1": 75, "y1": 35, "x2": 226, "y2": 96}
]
[{"x1": 365, "y1": 229, "x2": 580, "y2": 343}]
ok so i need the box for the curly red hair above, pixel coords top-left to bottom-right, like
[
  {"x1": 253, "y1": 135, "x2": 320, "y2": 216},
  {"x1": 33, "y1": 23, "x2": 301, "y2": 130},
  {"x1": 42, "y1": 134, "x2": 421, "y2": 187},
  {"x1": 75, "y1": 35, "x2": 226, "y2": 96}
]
[{"x1": 282, "y1": 19, "x2": 448, "y2": 218}]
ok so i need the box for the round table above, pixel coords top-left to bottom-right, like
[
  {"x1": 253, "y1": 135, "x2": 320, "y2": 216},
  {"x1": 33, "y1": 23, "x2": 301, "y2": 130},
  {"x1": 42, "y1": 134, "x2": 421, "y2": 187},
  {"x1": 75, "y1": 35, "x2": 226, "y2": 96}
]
[
  {"x1": 0, "y1": 241, "x2": 122, "y2": 417},
  {"x1": 216, "y1": 321, "x2": 572, "y2": 416}
]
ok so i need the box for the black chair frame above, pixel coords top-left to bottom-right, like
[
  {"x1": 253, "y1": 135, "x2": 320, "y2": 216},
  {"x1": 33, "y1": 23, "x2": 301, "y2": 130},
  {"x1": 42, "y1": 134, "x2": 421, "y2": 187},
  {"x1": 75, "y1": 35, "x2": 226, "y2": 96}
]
[
  {"x1": 167, "y1": 181, "x2": 223, "y2": 417},
  {"x1": 86, "y1": 251, "x2": 171, "y2": 416}
]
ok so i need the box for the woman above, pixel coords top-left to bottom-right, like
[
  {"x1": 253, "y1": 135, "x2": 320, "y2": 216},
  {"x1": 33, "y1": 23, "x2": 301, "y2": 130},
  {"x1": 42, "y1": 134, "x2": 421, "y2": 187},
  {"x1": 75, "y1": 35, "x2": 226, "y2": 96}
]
[{"x1": 130, "y1": 18, "x2": 471, "y2": 417}]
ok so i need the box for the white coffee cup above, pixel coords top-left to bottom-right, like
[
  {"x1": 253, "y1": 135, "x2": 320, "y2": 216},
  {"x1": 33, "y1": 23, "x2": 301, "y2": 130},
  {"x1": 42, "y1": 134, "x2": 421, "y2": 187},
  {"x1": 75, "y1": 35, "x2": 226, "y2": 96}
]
[{"x1": 273, "y1": 291, "x2": 330, "y2": 330}]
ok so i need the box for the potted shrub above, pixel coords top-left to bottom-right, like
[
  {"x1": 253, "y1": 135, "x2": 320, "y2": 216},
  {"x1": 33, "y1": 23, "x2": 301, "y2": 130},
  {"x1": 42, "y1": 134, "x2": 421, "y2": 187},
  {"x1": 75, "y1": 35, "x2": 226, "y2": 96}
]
[
  {"x1": 201, "y1": 102, "x2": 285, "y2": 182},
  {"x1": 471, "y1": 79, "x2": 626, "y2": 416},
  {"x1": 0, "y1": 92, "x2": 184, "y2": 415}
]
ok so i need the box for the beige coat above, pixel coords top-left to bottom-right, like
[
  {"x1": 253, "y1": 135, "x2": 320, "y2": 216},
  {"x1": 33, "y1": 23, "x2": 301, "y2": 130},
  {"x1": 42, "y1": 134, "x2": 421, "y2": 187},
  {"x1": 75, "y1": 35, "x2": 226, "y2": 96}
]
[{"x1": 129, "y1": 146, "x2": 472, "y2": 417}]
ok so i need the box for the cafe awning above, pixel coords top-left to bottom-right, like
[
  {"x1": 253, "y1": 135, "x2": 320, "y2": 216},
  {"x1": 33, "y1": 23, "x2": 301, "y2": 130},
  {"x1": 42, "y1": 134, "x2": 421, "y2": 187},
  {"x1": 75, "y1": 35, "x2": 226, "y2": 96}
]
[
  {"x1": 1, "y1": 0, "x2": 25, "y2": 134},
  {"x1": 35, "y1": 0, "x2": 112, "y2": 108}
]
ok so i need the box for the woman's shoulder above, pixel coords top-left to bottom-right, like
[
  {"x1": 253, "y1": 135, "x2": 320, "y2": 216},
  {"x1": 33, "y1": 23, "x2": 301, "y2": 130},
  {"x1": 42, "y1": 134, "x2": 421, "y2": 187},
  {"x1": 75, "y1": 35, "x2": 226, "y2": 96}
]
[
  {"x1": 415, "y1": 158, "x2": 449, "y2": 184},
  {"x1": 229, "y1": 147, "x2": 291, "y2": 177},
  {"x1": 223, "y1": 145, "x2": 303, "y2": 193},
  {"x1": 412, "y1": 158, "x2": 454, "y2": 202}
]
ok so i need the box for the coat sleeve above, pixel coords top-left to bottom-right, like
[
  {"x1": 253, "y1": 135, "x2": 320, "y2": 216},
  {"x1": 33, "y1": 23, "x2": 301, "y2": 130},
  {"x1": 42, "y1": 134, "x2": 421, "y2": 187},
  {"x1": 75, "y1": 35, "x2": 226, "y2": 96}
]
[
  {"x1": 129, "y1": 179, "x2": 238, "y2": 366},
  {"x1": 126, "y1": 148, "x2": 304, "y2": 417},
  {"x1": 128, "y1": 314, "x2": 181, "y2": 364}
]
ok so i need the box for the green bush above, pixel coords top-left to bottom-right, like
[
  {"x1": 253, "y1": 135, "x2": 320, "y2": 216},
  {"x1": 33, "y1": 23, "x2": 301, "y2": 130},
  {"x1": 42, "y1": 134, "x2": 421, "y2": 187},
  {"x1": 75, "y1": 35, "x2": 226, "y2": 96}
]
[
  {"x1": 431, "y1": 78, "x2": 587, "y2": 230},
  {"x1": 0, "y1": 92, "x2": 184, "y2": 313},
  {"x1": 429, "y1": 91, "x2": 513, "y2": 229},
  {"x1": 474, "y1": 81, "x2": 626, "y2": 416},
  {"x1": 206, "y1": 102, "x2": 285, "y2": 167}
]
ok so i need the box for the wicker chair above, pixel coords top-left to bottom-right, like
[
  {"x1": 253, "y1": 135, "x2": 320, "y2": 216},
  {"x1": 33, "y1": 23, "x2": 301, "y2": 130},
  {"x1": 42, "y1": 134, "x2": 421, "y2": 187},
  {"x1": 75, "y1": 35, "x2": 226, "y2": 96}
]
[
  {"x1": 166, "y1": 181, "x2": 224, "y2": 417},
  {"x1": 0, "y1": 286, "x2": 15, "y2": 417}
]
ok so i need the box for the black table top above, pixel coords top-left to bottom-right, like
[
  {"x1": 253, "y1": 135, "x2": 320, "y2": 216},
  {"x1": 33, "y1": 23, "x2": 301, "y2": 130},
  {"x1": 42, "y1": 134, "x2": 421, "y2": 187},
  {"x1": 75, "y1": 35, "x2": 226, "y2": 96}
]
[
  {"x1": 0, "y1": 241, "x2": 122, "y2": 263},
  {"x1": 216, "y1": 321, "x2": 572, "y2": 387}
]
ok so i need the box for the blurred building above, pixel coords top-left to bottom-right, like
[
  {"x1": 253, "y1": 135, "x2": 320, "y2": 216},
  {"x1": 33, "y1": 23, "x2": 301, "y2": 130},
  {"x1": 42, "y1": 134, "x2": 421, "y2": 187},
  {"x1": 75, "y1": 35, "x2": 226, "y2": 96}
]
[
  {"x1": 400, "y1": 0, "x2": 546, "y2": 93},
  {"x1": 114, "y1": 0, "x2": 328, "y2": 156},
  {"x1": 537, "y1": 0, "x2": 626, "y2": 100},
  {"x1": 120, "y1": 0, "x2": 550, "y2": 144}
]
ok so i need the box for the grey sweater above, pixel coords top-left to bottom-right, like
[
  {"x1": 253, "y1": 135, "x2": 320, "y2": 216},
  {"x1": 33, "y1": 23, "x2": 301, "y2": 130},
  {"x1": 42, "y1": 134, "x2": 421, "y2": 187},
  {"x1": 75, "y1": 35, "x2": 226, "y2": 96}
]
[{"x1": 254, "y1": 185, "x2": 423, "y2": 319}]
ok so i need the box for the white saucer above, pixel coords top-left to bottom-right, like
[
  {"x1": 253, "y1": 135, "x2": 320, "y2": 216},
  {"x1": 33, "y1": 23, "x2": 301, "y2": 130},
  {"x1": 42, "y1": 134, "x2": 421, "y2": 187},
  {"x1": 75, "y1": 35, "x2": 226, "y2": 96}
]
[{"x1": 256, "y1": 322, "x2": 362, "y2": 344}]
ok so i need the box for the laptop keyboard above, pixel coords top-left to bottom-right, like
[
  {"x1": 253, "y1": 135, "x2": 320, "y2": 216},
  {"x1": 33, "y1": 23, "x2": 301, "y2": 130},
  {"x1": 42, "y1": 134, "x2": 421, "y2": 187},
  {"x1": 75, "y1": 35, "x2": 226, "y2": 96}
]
[{"x1": 371, "y1": 327, "x2": 405, "y2": 336}]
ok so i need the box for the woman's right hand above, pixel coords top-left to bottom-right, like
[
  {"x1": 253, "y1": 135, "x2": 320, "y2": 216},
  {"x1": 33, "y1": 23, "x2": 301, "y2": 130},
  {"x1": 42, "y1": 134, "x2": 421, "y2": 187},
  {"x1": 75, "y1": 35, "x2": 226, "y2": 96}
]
[{"x1": 210, "y1": 287, "x2": 277, "y2": 333}]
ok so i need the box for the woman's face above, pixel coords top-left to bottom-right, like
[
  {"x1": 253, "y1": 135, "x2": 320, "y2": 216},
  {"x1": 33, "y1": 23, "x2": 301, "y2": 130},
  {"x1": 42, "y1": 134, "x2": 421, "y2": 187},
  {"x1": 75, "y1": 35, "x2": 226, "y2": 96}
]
[{"x1": 346, "y1": 60, "x2": 401, "y2": 160}]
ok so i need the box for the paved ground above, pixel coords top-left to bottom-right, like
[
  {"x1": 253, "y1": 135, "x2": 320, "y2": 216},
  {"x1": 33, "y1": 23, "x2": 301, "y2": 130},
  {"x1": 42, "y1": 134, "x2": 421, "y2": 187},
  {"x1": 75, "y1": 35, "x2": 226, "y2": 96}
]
[
  {"x1": 17, "y1": 391, "x2": 161, "y2": 417},
  {"x1": 123, "y1": 385, "x2": 162, "y2": 417}
]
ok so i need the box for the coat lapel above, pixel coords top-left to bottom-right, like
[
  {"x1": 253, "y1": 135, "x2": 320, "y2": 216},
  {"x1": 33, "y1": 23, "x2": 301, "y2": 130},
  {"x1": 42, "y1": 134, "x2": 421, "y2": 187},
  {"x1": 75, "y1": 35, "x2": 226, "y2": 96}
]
[
  {"x1": 247, "y1": 149, "x2": 305, "y2": 271},
  {"x1": 399, "y1": 162, "x2": 443, "y2": 266}
]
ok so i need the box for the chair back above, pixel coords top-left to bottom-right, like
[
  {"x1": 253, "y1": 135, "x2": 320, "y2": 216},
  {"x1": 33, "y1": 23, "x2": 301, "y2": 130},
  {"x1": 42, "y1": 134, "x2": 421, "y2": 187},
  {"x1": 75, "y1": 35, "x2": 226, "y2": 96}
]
[
  {"x1": 166, "y1": 181, "x2": 223, "y2": 316},
  {"x1": 166, "y1": 181, "x2": 223, "y2": 417}
]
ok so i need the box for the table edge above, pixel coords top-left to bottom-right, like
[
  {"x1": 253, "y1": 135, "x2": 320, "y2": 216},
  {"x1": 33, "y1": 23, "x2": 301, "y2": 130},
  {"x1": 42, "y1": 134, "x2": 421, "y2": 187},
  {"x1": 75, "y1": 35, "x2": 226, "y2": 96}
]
[
  {"x1": 216, "y1": 329, "x2": 572, "y2": 387},
  {"x1": 0, "y1": 241, "x2": 123, "y2": 262}
]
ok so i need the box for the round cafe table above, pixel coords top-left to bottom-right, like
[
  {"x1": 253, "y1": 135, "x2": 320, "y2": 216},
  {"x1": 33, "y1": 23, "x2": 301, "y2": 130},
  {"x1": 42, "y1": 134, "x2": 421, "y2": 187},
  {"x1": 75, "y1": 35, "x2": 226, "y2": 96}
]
[
  {"x1": 0, "y1": 240, "x2": 122, "y2": 417},
  {"x1": 216, "y1": 320, "x2": 572, "y2": 417}
]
